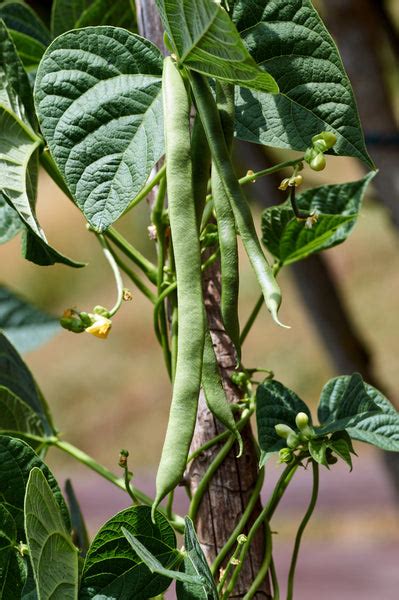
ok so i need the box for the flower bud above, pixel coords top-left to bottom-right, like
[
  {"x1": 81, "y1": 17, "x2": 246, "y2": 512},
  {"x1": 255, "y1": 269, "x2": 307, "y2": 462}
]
[
  {"x1": 275, "y1": 423, "x2": 295, "y2": 439},
  {"x1": 295, "y1": 412, "x2": 309, "y2": 429},
  {"x1": 85, "y1": 314, "x2": 112, "y2": 339},
  {"x1": 279, "y1": 447, "x2": 293, "y2": 463},
  {"x1": 287, "y1": 432, "x2": 300, "y2": 449},
  {"x1": 312, "y1": 131, "x2": 337, "y2": 150},
  {"x1": 310, "y1": 153, "x2": 326, "y2": 171},
  {"x1": 93, "y1": 305, "x2": 111, "y2": 317},
  {"x1": 60, "y1": 309, "x2": 85, "y2": 333}
]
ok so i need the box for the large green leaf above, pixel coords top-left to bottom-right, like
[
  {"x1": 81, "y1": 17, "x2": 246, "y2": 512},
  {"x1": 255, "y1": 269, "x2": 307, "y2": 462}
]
[
  {"x1": 25, "y1": 468, "x2": 79, "y2": 600},
  {"x1": 80, "y1": 505, "x2": 176, "y2": 599},
  {"x1": 0, "y1": 435, "x2": 70, "y2": 540},
  {"x1": 76, "y1": 0, "x2": 136, "y2": 29},
  {"x1": 256, "y1": 379, "x2": 311, "y2": 466},
  {"x1": 0, "y1": 193, "x2": 23, "y2": 243},
  {"x1": 8, "y1": 29, "x2": 46, "y2": 71},
  {"x1": 232, "y1": 0, "x2": 373, "y2": 168},
  {"x1": 0, "y1": 333, "x2": 55, "y2": 435},
  {"x1": 176, "y1": 517, "x2": 218, "y2": 600},
  {"x1": 0, "y1": 386, "x2": 45, "y2": 445},
  {"x1": 318, "y1": 376, "x2": 399, "y2": 451},
  {"x1": 0, "y1": 503, "x2": 27, "y2": 597},
  {"x1": 155, "y1": 0, "x2": 278, "y2": 93},
  {"x1": 0, "y1": 1, "x2": 51, "y2": 46},
  {"x1": 34, "y1": 26, "x2": 164, "y2": 231},
  {"x1": 51, "y1": 0, "x2": 92, "y2": 37},
  {"x1": 0, "y1": 285, "x2": 60, "y2": 353},
  {"x1": 261, "y1": 173, "x2": 375, "y2": 266}
]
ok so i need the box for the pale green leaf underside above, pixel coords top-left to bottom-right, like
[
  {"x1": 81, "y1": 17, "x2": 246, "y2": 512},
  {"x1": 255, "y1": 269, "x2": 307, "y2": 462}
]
[
  {"x1": 0, "y1": 386, "x2": 45, "y2": 442},
  {"x1": 232, "y1": 0, "x2": 373, "y2": 167},
  {"x1": 34, "y1": 27, "x2": 164, "y2": 231},
  {"x1": 80, "y1": 506, "x2": 176, "y2": 599},
  {"x1": 0, "y1": 284, "x2": 60, "y2": 353},
  {"x1": 156, "y1": 0, "x2": 278, "y2": 93},
  {"x1": 25, "y1": 468, "x2": 78, "y2": 600},
  {"x1": 262, "y1": 173, "x2": 375, "y2": 265},
  {"x1": 0, "y1": 193, "x2": 23, "y2": 243}
]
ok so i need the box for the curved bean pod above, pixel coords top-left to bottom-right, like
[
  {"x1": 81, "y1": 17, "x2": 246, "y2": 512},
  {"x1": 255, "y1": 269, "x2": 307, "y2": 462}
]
[
  {"x1": 189, "y1": 72, "x2": 286, "y2": 327},
  {"x1": 153, "y1": 58, "x2": 205, "y2": 517}
]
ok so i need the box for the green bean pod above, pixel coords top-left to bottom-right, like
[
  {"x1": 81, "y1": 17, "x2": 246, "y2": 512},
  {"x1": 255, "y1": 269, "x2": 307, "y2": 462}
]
[
  {"x1": 211, "y1": 82, "x2": 240, "y2": 355},
  {"x1": 189, "y1": 72, "x2": 286, "y2": 327},
  {"x1": 153, "y1": 58, "x2": 205, "y2": 517},
  {"x1": 191, "y1": 114, "x2": 211, "y2": 230},
  {"x1": 202, "y1": 330, "x2": 243, "y2": 456}
]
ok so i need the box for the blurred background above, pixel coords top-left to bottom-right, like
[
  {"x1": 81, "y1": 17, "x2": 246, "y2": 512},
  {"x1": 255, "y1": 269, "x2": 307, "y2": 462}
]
[{"x1": 1, "y1": 0, "x2": 399, "y2": 598}]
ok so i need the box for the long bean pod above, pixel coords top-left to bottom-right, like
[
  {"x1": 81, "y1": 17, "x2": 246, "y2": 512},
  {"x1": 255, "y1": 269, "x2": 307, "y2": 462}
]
[
  {"x1": 153, "y1": 58, "x2": 205, "y2": 516},
  {"x1": 189, "y1": 73, "x2": 286, "y2": 327},
  {"x1": 191, "y1": 114, "x2": 211, "y2": 230},
  {"x1": 211, "y1": 82, "x2": 240, "y2": 352}
]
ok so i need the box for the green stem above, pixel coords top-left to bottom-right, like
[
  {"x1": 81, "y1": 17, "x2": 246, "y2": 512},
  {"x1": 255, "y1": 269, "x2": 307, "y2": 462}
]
[
  {"x1": 242, "y1": 522, "x2": 273, "y2": 600},
  {"x1": 240, "y1": 294, "x2": 263, "y2": 345},
  {"x1": 286, "y1": 461, "x2": 319, "y2": 600},
  {"x1": 109, "y1": 249, "x2": 156, "y2": 304},
  {"x1": 218, "y1": 536, "x2": 247, "y2": 596},
  {"x1": 40, "y1": 149, "x2": 74, "y2": 201},
  {"x1": 238, "y1": 158, "x2": 304, "y2": 187},
  {"x1": 52, "y1": 439, "x2": 185, "y2": 532},
  {"x1": 123, "y1": 163, "x2": 167, "y2": 216},
  {"x1": 211, "y1": 466, "x2": 265, "y2": 576},
  {"x1": 96, "y1": 234, "x2": 124, "y2": 317},
  {"x1": 187, "y1": 430, "x2": 230, "y2": 463},
  {"x1": 123, "y1": 465, "x2": 140, "y2": 505},
  {"x1": 270, "y1": 557, "x2": 280, "y2": 600},
  {"x1": 224, "y1": 462, "x2": 299, "y2": 596},
  {"x1": 104, "y1": 227, "x2": 157, "y2": 285}
]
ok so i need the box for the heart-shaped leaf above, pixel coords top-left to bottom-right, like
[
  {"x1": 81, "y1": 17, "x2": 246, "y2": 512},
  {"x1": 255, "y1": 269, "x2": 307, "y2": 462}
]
[
  {"x1": 0, "y1": 503, "x2": 28, "y2": 597},
  {"x1": 34, "y1": 26, "x2": 164, "y2": 231},
  {"x1": 8, "y1": 29, "x2": 46, "y2": 72},
  {"x1": 256, "y1": 379, "x2": 311, "y2": 466},
  {"x1": 0, "y1": 333, "x2": 56, "y2": 435},
  {"x1": 261, "y1": 173, "x2": 375, "y2": 265},
  {"x1": 0, "y1": 435, "x2": 70, "y2": 540},
  {"x1": 51, "y1": 0, "x2": 92, "y2": 37},
  {"x1": 328, "y1": 431, "x2": 355, "y2": 471},
  {"x1": 0, "y1": 285, "x2": 61, "y2": 353},
  {"x1": 308, "y1": 438, "x2": 328, "y2": 467},
  {"x1": 75, "y1": 0, "x2": 136, "y2": 29},
  {"x1": 155, "y1": 0, "x2": 278, "y2": 93},
  {"x1": 232, "y1": 0, "x2": 373, "y2": 167},
  {"x1": 80, "y1": 505, "x2": 176, "y2": 599},
  {"x1": 176, "y1": 516, "x2": 218, "y2": 600},
  {"x1": 25, "y1": 468, "x2": 79, "y2": 600},
  {"x1": 0, "y1": 1, "x2": 51, "y2": 46},
  {"x1": 318, "y1": 376, "x2": 399, "y2": 451}
]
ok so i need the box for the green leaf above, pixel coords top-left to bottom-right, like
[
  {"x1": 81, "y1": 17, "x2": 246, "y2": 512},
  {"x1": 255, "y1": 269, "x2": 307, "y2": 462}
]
[
  {"x1": 0, "y1": 503, "x2": 28, "y2": 597},
  {"x1": 64, "y1": 479, "x2": 90, "y2": 557},
  {"x1": 80, "y1": 505, "x2": 176, "y2": 599},
  {"x1": 0, "y1": 333, "x2": 56, "y2": 435},
  {"x1": 122, "y1": 527, "x2": 202, "y2": 587},
  {"x1": 232, "y1": 0, "x2": 373, "y2": 168},
  {"x1": 0, "y1": 21, "x2": 84, "y2": 267},
  {"x1": 176, "y1": 517, "x2": 218, "y2": 600},
  {"x1": 0, "y1": 1, "x2": 51, "y2": 46},
  {"x1": 319, "y1": 377, "x2": 399, "y2": 451},
  {"x1": 308, "y1": 439, "x2": 328, "y2": 467},
  {"x1": 0, "y1": 435, "x2": 70, "y2": 540},
  {"x1": 76, "y1": 0, "x2": 136, "y2": 29},
  {"x1": 0, "y1": 386, "x2": 45, "y2": 446},
  {"x1": 261, "y1": 173, "x2": 375, "y2": 266},
  {"x1": 155, "y1": 0, "x2": 278, "y2": 93},
  {"x1": 24, "y1": 468, "x2": 79, "y2": 600},
  {"x1": 256, "y1": 380, "x2": 311, "y2": 465},
  {"x1": 34, "y1": 26, "x2": 164, "y2": 231},
  {"x1": 0, "y1": 193, "x2": 23, "y2": 243},
  {"x1": 0, "y1": 285, "x2": 61, "y2": 353},
  {"x1": 51, "y1": 0, "x2": 92, "y2": 37},
  {"x1": 8, "y1": 29, "x2": 46, "y2": 71},
  {"x1": 328, "y1": 431, "x2": 354, "y2": 471},
  {"x1": 317, "y1": 373, "x2": 381, "y2": 435}
]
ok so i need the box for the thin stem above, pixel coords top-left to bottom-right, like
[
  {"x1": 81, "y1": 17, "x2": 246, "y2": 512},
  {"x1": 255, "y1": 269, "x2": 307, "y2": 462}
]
[
  {"x1": 122, "y1": 163, "x2": 167, "y2": 216},
  {"x1": 104, "y1": 227, "x2": 158, "y2": 284},
  {"x1": 187, "y1": 430, "x2": 230, "y2": 463},
  {"x1": 240, "y1": 294, "x2": 263, "y2": 345},
  {"x1": 96, "y1": 234, "x2": 124, "y2": 317},
  {"x1": 211, "y1": 466, "x2": 265, "y2": 576},
  {"x1": 123, "y1": 465, "x2": 140, "y2": 505},
  {"x1": 153, "y1": 281, "x2": 177, "y2": 343},
  {"x1": 270, "y1": 557, "x2": 280, "y2": 600},
  {"x1": 218, "y1": 536, "x2": 246, "y2": 596},
  {"x1": 109, "y1": 249, "x2": 156, "y2": 304},
  {"x1": 286, "y1": 461, "x2": 319, "y2": 600},
  {"x1": 238, "y1": 158, "x2": 304, "y2": 187},
  {"x1": 166, "y1": 490, "x2": 174, "y2": 521},
  {"x1": 52, "y1": 439, "x2": 185, "y2": 533},
  {"x1": 224, "y1": 462, "x2": 299, "y2": 596},
  {"x1": 242, "y1": 522, "x2": 273, "y2": 600}
]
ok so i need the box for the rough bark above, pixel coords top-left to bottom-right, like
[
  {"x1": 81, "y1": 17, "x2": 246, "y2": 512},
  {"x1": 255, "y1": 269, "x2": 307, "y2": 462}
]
[{"x1": 135, "y1": 1, "x2": 271, "y2": 596}]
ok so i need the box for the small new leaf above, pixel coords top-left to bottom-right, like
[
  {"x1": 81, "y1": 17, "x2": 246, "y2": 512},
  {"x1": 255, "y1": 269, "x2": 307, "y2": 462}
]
[{"x1": 308, "y1": 439, "x2": 328, "y2": 467}]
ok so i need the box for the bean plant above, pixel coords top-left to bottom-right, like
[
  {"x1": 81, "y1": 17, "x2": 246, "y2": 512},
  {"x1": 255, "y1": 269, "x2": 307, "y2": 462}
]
[{"x1": 0, "y1": 0, "x2": 398, "y2": 599}]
